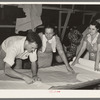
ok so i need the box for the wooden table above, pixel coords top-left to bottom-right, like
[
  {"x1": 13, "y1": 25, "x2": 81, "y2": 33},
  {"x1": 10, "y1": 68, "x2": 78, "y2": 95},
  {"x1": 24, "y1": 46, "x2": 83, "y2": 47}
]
[{"x1": 0, "y1": 64, "x2": 100, "y2": 89}]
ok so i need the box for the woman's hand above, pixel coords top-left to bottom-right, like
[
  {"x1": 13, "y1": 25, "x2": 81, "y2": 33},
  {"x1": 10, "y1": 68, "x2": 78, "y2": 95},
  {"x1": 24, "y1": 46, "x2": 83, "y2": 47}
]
[
  {"x1": 32, "y1": 75, "x2": 41, "y2": 82},
  {"x1": 66, "y1": 65, "x2": 75, "y2": 74},
  {"x1": 94, "y1": 64, "x2": 100, "y2": 71}
]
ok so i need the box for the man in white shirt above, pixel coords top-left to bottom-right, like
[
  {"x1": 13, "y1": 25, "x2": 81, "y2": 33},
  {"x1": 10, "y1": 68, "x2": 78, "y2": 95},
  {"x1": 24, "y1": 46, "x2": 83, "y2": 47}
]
[{"x1": 0, "y1": 31, "x2": 41, "y2": 84}]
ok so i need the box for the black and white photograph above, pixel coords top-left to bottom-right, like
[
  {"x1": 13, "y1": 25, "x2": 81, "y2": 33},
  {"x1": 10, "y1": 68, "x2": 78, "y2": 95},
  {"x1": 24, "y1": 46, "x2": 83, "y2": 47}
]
[{"x1": 1, "y1": 2, "x2": 100, "y2": 98}]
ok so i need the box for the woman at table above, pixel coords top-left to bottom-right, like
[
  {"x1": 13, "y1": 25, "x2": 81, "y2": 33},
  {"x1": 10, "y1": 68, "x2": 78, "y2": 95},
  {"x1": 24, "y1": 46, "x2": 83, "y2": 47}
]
[
  {"x1": 72, "y1": 20, "x2": 100, "y2": 71},
  {"x1": 37, "y1": 24, "x2": 74, "y2": 73},
  {"x1": 63, "y1": 26, "x2": 83, "y2": 62}
]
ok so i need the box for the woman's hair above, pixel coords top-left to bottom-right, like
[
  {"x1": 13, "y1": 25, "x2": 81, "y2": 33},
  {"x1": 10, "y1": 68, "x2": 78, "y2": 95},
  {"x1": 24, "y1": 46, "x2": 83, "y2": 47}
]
[
  {"x1": 26, "y1": 31, "x2": 42, "y2": 49},
  {"x1": 90, "y1": 20, "x2": 100, "y2": 31},
  {"x1": 43, "y1": 24, "x2": 56, "y2": 35}
]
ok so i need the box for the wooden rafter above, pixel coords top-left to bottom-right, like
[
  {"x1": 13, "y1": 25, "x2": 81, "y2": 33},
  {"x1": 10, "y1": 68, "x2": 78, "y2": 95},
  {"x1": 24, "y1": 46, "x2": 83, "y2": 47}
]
[{"x1": 61, "y1": 11, "x2": 71, "y2": 41}]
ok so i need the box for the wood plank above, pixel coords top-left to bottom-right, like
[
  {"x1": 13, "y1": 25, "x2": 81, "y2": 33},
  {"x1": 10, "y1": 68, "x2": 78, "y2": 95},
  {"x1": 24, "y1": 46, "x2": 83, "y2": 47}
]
[
  {"x1": 61, "y1": 11, "x2": 71, "y2": 41},
  {"x1": 58, "y1": 11, "x2": 62, "y2": 36}
]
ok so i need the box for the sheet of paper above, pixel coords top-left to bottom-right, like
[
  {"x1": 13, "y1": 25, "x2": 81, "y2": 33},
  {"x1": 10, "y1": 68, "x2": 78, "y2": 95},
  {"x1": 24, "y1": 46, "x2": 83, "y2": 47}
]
[
  {"x1": 70, "y1": 58, "x2": 100, "y2": 74},
  {"x1": 0, "y1": 63, "x2": 100, "y2": 89},
  {"x1": 0, "y1": 81, "x2": 51, "y2": 89}
]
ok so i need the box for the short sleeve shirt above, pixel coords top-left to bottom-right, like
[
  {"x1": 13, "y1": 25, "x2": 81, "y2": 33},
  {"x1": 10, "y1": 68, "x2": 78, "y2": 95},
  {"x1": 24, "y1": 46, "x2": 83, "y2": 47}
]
[{"x1": 1, "y1": 36, "x2": 37, "y2": 66}]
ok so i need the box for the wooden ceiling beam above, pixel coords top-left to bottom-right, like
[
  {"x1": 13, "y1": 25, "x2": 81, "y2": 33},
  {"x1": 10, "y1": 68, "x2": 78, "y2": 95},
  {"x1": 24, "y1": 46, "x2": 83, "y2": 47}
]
[{"x1": 42, "y1": 6, "x2": 100, "y2": 13}]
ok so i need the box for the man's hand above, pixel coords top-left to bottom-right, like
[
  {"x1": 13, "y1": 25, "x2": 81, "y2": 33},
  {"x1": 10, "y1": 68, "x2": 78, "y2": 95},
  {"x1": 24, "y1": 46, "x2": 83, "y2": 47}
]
[
  {"x1": 23, "y1": 75, "x2": 33, "y2": 84},
  {"x1": 32, "y1": 75, "x2": 41, "y2": 82}
]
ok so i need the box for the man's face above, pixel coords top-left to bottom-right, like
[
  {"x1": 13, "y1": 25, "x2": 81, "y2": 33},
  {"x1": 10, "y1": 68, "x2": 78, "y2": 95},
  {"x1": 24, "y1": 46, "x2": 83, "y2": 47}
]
[{"x1": 26, "y1": 41, "x2": 38, "y2": 53}]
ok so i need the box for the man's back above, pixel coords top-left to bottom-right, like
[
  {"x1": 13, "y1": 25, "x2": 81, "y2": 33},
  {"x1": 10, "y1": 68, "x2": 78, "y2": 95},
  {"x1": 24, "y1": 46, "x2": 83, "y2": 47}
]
[{"x1": 1, "y1": 36, "x2": 25, "y2": 52}]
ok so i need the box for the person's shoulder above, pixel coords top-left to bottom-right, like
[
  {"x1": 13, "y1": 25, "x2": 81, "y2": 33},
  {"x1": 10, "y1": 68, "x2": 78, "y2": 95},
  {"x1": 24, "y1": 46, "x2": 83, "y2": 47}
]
[
  {"x1": 55, "y1": 35, "x2": 60, "y2": 40},
  {"x1": 7, "y1": 35, "x2": 25, "y2": 40},
  {"x1": 38, "y1": 32, "x2": 43, "y2": 37},
  {"x1": 84, "y1": 32, "x2": 90, "y2": 37},
  {"x1": 97, "y1": 32, "x2": 100, "y2": 40},
  {"x1": 97, "y1": 33, "x2": 100, "y2": 44},
  {"x1": 98, "y1": 33, "x2": 100, "y2": 38},
  {"x1": 82, "y1": 27, "x2": 89, "y2": 36},
  {"x1": 83, "y1": 33, "x2": 89, "y2": 42},
  {"x1": 3, "y1": 36, "x2": 23, "y2": 44},
  {"x1": 55, "y1": 35, "x2": 61, "y2": 44},
  {"x1": 13, "y1": 36, "x2": 26, "y2": 46}
]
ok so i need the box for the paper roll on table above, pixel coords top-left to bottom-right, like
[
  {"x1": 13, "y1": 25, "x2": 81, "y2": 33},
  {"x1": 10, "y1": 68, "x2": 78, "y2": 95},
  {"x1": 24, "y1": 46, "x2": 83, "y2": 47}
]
[{"x1": 70, "y1": 58, "x2": 100, "y2": 73}]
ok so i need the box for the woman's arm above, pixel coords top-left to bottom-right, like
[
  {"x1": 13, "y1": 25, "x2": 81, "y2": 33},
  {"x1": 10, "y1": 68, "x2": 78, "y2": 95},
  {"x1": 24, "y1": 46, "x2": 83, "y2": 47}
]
[
  {"x1": 95, "y1": 44, "x2": 100, "y2": 71},
  {"x1": 72, "y1": 41, "x2": 87, "y2": 66},
  {"x1": 76, "y1": 27, "x2": 89, "y2": 55},
  {"x1": 56, "y1": 36, "x2": 74, "y2": 73},
  {"x1": 76, "y1": 38, "x2": 84, "y2": 55}
]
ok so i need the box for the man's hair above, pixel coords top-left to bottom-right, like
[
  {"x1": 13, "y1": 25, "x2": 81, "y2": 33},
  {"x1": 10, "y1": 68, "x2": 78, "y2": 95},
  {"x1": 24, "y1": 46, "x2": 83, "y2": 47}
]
[{"x1": 26, "y1": 31, "x2": 42, "y2": 49}]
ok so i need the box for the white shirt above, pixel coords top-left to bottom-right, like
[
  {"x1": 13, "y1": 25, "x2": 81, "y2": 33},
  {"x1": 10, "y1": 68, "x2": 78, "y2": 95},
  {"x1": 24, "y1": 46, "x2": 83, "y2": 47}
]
[
  {"x1": 42, "y1": 35, "x2": 56, "y2": 53},
  {"x1": 1, "y1": 36, "x2": 37, "y2": 66}
]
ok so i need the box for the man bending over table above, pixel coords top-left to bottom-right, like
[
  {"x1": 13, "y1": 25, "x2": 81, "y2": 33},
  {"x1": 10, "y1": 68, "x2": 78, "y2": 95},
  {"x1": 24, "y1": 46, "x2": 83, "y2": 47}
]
[{"x1": 0, "y1": 31, "x2": 41, "y2": 84}]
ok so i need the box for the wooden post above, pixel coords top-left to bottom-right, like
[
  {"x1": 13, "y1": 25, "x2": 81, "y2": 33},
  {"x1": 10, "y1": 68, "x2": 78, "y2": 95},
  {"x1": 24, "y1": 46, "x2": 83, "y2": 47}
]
[
  {"x1": 82, "y1": 13, "x2": 96, "y2": 25},
  {"x1": 82, "y1": 14, "x2": 85, "y2": 25},
  {"x1": 1, "y1": 5, "x2": 4, "y2": 20},
  {"x1": 61, "y1": 11, "x2": 71, "y2": 41},
  {"x1": 58, "y1": 11, "x2": 62, "y2": 36}
]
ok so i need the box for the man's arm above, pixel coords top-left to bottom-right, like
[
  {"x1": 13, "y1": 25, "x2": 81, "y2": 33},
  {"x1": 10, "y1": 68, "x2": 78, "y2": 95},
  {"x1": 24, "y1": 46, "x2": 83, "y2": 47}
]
[
  {"x1": 4, "y1": 63, "x2": 33, "y2": 84},
  {"x1": 31, "y1": 61, "x2": 40, "y2": 81},
  {"x1": 31, "y1": 61, "x2": 38, "y2": 77}
]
